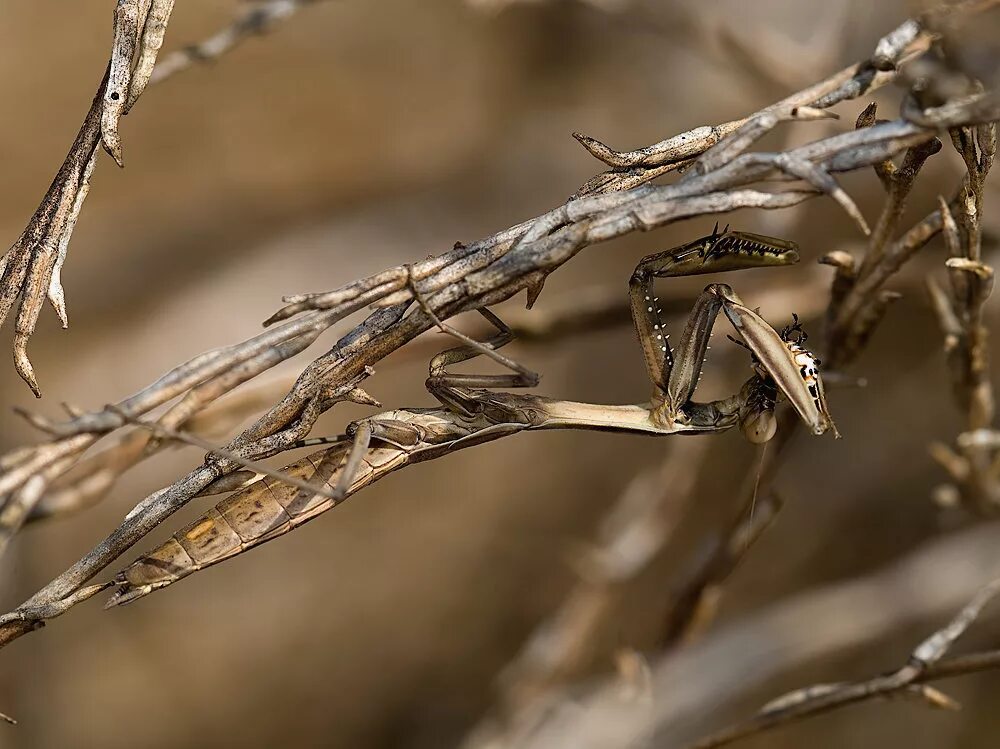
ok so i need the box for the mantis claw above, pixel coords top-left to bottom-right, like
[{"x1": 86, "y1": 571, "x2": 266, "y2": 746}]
[{"x1": 630, "y1": 226, "x2": 836, "y2": 441}]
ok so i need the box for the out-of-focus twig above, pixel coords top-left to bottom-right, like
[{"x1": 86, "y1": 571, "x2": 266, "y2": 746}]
[
  {"x1": 149, "y1": 0, "x2": 327, "y2": 84},
  {"x1": 570, "y1": 15, "x2": 934, "y2": 196},
  {"x1": 0, "y1": 3, "x2": 997, "y2": 655},
  {"x1": 688, "y1": 578, "x2": 1000, "y2": 749},
  {"x1": 661, "y1": 491, "x2": 784, "y2": 649},
  {"x1": 471, "y1": 439, "x2": 710, "y2": 744},
  {"x1": 927, "y1": 114, "x2": 999, "y2": 513},
  {"x1": 824, "y1": 103, "x2": 945, "y2": 368},
  {"x1": 480, "y1": 523, "x2": 1000, "y2": 749}
]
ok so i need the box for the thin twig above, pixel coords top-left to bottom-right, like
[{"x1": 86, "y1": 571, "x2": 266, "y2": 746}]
[
  {"x1": 149, "y1": 0, "x2": 327, "y2": 85},
  {"x1": 0, "y1": 0, "x2": 330, "y2": 395},
  {"x1": 688, "y1": 579, "x2": 1000, "y2": 749},
  {"x1": 0, "y1": 2, "x2": 996, "y2": 657}
]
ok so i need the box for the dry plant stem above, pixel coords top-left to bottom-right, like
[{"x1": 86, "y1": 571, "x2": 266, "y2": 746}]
[
  {"x1": 688, "y1": 578, "x2": 1000, "y2": 749},
  {"x1": 0, "y1": 164, "x2": 951, "y2": 631},
  {"x1": 858, "y1": 129, "x2": 943, "y2": 278},
  {"x1": 927, "y1": 119, "x2": 998, "y2": 512},
  {"x1": 22, "y1": 293, "x2": 624, "y2": 525},
  {"x1": 0, "y1": 80, "x2": 105, "y2": 396},
  {"x1": 471, "y1": 525, "x2": 1000, "y2": 749},
  {"x1": 0, "y1": 305, "x2": 410, "y2": 640},
  {"x1": 0, "y1": 0, "x2": 327, "y2": 394},
  {"x1": 571, "y1": 21, "x2": 933, "y2": 196},
  {"x1": 2, "y1": 8, "x2": 997, "y2": 649},
  {"x1": 26, "y1": 275, "x2": 834, "y2": 528},
  {"x1": 661, "y1": 488, "x2": 785, "y2": 649},
  {"x1": 25, "y1": 332, "x2": 325, "y2": 522},
  {"x1": 494, "y1": 439, "x2": 712, "y2": 717},
  {"x1": 149, "y1": 0, "x2": 324, "y2": 85}
]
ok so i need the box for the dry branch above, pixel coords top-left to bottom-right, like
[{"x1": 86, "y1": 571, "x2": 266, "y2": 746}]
[
  {"x1": 468, "y1": 523, "x2": 1000, "y2": 749},
  {"x1": 0, "y1": 1, "x2": 997, "y2": 703},
  {"x1": 927, "y1": 114, "x2": 999, "y2": 513},
  {"x1": 689, "y1": 578, "x2": 1000, "y2": 749},
  {"x1": 0, "y1": 0, "x2": 327, "y2": 395}
]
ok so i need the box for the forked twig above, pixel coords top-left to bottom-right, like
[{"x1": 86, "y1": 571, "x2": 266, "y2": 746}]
[
  {"x1": 688, "y1": 578, "x2": 1000, "y2": 749},
  {"x1": 0, "y1": 0, "x2": 329, "y2": 395},
  {"x1": 0, "y1": 2, "x2": 997, "y2": 665}
]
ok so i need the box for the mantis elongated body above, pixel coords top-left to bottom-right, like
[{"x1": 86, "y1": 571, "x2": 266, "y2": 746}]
[{"x1": 107, "y1": 226, "x2": 836, "y2": 606}]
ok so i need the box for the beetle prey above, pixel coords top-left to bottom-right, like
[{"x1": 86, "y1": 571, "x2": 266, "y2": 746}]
[{"x1": 107, "y1": 225, "x2": 836, "y2": 605}]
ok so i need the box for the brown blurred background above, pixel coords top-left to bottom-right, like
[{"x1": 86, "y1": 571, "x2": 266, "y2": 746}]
[{"x1": 1, "y1": 1, "x2": 999, "y2": 747}]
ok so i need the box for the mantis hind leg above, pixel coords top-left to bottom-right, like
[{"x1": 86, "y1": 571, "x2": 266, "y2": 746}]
[
  {"x1": 424, "y1": 308, "x2": 539, "y2": 416},
  {"x1": 406, "y1": 268, "x2": 538, "y2": 415}
]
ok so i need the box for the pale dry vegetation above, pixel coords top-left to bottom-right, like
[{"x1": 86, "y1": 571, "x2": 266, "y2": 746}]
[{"x1": 1, "y1": 1, "x2": 999, "y2": 747}]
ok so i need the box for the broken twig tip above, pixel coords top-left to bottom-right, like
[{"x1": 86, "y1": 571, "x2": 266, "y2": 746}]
[{"x1": 13, "y1": 338, "x2": 41, "y2": 398}]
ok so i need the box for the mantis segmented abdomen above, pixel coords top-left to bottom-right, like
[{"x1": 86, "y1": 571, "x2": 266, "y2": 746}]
[
  {"x1": 108, "y1": 449, "x2": 346, "y2": 606},
  {"x1": 109, "y1": 226, "x2": 836, "y2": 606}
]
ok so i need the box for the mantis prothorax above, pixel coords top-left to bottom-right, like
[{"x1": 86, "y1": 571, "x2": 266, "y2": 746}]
[{"x1": 107, "y1": 226, "x2": 836, "y2": 605}]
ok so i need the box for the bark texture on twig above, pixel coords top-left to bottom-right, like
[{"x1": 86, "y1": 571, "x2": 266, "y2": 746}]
[
  {"x1": 0, "y1": 5, "x2": 997, "y2": 731},
  {"x1": 0, "y1": 0, "x2": 326, "y2": 396}
]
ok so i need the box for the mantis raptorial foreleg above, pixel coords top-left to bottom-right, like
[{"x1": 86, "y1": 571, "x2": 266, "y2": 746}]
[
  {"x1": 108, "y1": 227, "x2": 840, "y2": 606},
  {"x1": 328, "y1": 224, "x2": 837, "y2": 504},
  {"x1": 629, "y1": 224, "x2": 835, "y2": 439},
  {"x1": 630, "y1": 224, "x2": 799, "y2": 406}
]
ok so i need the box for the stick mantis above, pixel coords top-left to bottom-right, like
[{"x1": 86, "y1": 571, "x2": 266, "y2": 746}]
[{"x1": 107, "y1": 225, "x2": 836, "y2": 606}]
